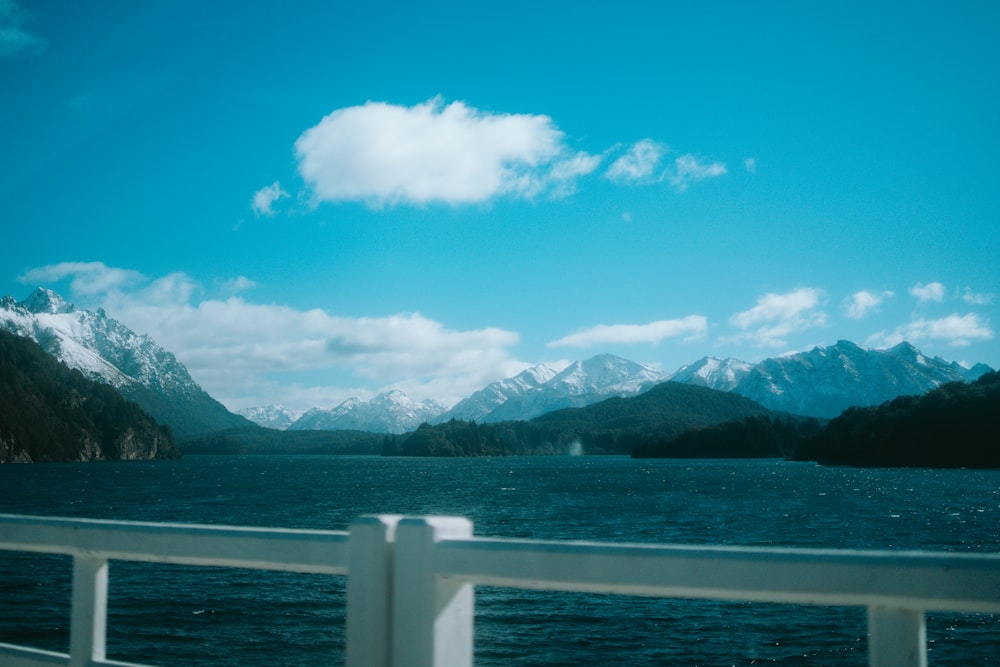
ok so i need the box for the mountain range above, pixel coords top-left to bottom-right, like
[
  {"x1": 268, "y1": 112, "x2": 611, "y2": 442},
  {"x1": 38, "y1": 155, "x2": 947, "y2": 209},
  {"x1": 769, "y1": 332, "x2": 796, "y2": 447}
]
[
  {"x1": 1, "y1": 289, "x2": 993, "y2": 438},
  {"x1": 287, "y1": 390, "x2": 448, "y2": 435},
  {"x1": 677, "y1": 340, "x2": 991, "y2": 418},
  {"x1": 273, "y1": 341, "x2": 990, "y2": 432}
]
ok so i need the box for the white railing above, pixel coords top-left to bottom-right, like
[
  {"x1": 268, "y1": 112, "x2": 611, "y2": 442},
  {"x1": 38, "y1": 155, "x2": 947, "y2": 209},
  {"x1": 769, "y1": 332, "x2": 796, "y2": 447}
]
[{"x1": 1, "y1": 513, "x2": 999, "y2": 667}]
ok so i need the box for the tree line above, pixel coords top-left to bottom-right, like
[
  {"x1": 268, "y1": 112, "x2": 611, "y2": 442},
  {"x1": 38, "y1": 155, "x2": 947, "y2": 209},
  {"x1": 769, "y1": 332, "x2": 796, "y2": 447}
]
[{"x1": 382, "y1": 373, "x2": 999, "y2": 468}]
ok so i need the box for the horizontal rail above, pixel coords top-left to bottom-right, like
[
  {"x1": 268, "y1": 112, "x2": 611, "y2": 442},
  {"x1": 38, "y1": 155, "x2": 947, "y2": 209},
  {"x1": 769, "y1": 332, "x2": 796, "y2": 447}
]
[
  {"x1": 0, "y1": 513, "x2": 349, "y2": 574},
  {"x1": 2, "y1": 513, "x2": 999, "y2": 667},
  {"x1": 434, "y1": 537, "x2": 1000, "y2": 612}
]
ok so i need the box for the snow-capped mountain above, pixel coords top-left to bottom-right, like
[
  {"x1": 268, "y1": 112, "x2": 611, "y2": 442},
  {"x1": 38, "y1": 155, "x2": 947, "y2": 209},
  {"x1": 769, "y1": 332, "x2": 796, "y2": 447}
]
[
  {"x1": 1, "y1": 288, "x2": 249, "y2": 437},
  {"x1": 687, "y1": 340, "x2": 991, "y2": 419},
  {"x1": 434, "y1": 363, "x2": 558, "y2": 423},
  {"x1": 668, "y1": 356, "x2": 753, "y2": 391},
  {"x1": 12, "y1": 287, "x2": 988, "y2": 437},
  {"x1": 482, "y1": 354, "x2": 669, "y2": 422},
  {"x1": 236, "y1": 405, "x2": 300, "y2": 431},
  {"x1": 252, "y1": 355, "x2": 666, "y2": 433},
  {"x1": 288, "y1": 390, "x2": 447, "y2": 434},
  {"x1": 289, "y1": 399, "x2": 361, "y2": 431}
]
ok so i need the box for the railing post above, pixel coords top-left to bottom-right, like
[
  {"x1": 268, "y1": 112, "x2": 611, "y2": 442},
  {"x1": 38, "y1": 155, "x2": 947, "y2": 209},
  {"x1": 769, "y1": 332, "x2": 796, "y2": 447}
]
[
  {"x1": 867, "y1": 606, "x2": 927, "y2": 667},
  {"x1": 347, "y1": 515, "x2": 401, "y2": 667},
  {"x1": 69, "y1": 555, "x2": 108, "y2": 667},
  {"x1": 392, "y1": 517, "x2": 474, "y2": 667}
]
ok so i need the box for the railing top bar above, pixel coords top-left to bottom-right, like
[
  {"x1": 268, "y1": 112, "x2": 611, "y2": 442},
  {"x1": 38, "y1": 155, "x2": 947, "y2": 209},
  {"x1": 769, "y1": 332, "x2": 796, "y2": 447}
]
[
  {"x1": 433, "y1": 537, "x2": 1000, "y2": 612},
  {"x1": 0, "y1": 513, "x2": 347, "y2": 538},
  {"x1": 0, "y1": 513, "x2": 350, "y2": 574},
  {"x1": 449, "y1": 534, "x2": 1000, "y2": 564}
]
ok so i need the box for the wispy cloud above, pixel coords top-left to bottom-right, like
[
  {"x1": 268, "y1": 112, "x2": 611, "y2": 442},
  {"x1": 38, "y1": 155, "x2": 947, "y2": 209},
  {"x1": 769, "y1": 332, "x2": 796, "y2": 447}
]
[
  {"x1": 867, "y1": 313, "x2": 994, "y2": 348},
  {"x1": 744, "y1": 157, "x2": 757, "y2": 174},
  {"x1": 0, "y1": 0, "x2": 45, "y2": 57},
  {"x1": 909, "y1": 281, "x2": 945, "y2": 303},
  {"x1": 604, "y1": 140, "x2": 727, "y2": 192},
  {"x1": 294, "y1": 97, "x2": 600, "y2": 207},
  {"x1": 219, "y1": 276, "x2": 256, "y2": 296},
  {"x1": 843, "y1": 289, "x2": 893, "y2": 319},
  {"x1": 669, "y1": 155, "x2": 727, "y2": 192},
  {"x1": 548, "y1": 316, "x2": 707, "y2": 348},
  {"x1": 251, "y1": 181, "x2": 289, "y2": 216},
  {"x1": 724, "y1": 288, "x2": 827, "y2": 348},
  {"x1": 19, "y1": 261, "x2": 145, "y2": 296},
  {"x1": 962, "y1": 287, "x2": 994, "y2": 305},
  {"x1": 604, "y1": 139, "x2": 666, "y2": 184}
]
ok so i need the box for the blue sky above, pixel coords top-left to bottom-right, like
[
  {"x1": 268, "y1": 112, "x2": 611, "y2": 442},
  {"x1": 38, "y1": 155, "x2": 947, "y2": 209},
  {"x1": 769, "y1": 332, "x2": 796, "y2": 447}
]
[{"x1": 2, "y1": 1, "x2": 997, "y2": 413}]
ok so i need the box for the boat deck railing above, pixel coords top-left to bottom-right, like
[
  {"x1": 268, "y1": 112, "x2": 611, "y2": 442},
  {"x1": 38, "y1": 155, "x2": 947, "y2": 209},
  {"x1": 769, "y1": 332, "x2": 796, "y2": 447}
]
[{"x1": 1, "y1": 513, "x2": 999, "y2": 667}]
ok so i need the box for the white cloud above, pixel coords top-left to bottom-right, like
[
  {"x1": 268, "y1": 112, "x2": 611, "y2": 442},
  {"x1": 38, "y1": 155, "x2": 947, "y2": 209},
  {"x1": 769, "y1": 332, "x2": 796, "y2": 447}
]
[
  {"x1": 32, "y1": 263, "x2": 526, "y2": 411},
  {"x1": 547, "y1": 316, "x2": 708, "y2": 348},
  {"x1": 962, "y1": 287, "x2": 994, "y2": 305},
  {"x1": 909, "y1": 281, "x2": 945, "y2": 303},
  {"x1": 19, "y1": 261, "x2": 145, "y2": 296},
  {"x1": 744, "y1": 157, "x2": 757, "y2": 174},
  {"x1": 251, "y1": 181, "x2": 289, "y2": 216},
  {"x1": 843, "y1": 290, "x2": 893, "y2": 319},
  {"x1": 724, "y1": 288, "x2": 827, "y2": 348},
  {"x1": 604, "y1": 141, "x2": 727, "y2": 192},
  {"x1": 0, "y1": 0, "x2": 44, "y2": 57},
  {"x1": 114, "y1": 297, "x2": 523, "y2": 409},
  {"x1": 669, "y1": 154, "x2": 727, "y2": 192},
  {"x1": 220, "y1": 276, "x2": 256, "y2": 295},
  {"x1": 867, "y1": 313, "x2": 994, "y2": 348},
  {"x1": 604, "y1": 139, "x2": 666, "y2": 184},
  {"x1": 294, "y1": 97, "x2": 599, "y2": 207}
]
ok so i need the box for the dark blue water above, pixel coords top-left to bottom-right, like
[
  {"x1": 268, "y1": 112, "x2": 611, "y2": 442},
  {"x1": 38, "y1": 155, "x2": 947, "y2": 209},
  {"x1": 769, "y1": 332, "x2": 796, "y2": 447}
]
[{"x1": 1, "y1": 456, "x2": 998, "y2": 665}]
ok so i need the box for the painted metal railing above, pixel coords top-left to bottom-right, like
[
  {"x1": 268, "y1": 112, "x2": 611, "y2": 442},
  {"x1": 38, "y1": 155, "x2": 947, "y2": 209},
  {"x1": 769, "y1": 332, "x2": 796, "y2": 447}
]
[{"x1": 2, "y1": 513, "x2": 999, "y2": 667}]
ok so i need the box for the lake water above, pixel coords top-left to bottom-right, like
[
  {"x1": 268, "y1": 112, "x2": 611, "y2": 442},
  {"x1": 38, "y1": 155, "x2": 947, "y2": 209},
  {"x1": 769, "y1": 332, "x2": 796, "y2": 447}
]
[{"x1": 1, "y1": 455, "x2": 998, "y2": 665}]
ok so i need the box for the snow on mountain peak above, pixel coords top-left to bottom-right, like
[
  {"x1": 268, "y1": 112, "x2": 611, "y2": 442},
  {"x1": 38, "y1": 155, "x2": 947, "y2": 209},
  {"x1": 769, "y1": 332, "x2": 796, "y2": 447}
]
[
  {"x1": 550, "y1": 353, "x2": 665, "y2": 395},
  {"x1": 1, "y1": 288, "x2": 250, "y2": 437},
  {"x1": 669, "y1": 356, "x2": 753, "y2": 391},
  {"x1": 725, "y1": 340, "x2": 988, "y2": 418},
  {"x1": 236, "y1": 404, "x2": 300, "y2": 430},
  {"x1": 22, "y1": 287, "x2": 76, "y2": 314},
  {"x1": 476, "y1": 354, "x2": 668, "y2": 422},
  {"x1": 287, "y1": 389, "x2": 445, "y2": 434},
  {"x1": 1, "y1": 289, "x2": 202, "y2": 394}
]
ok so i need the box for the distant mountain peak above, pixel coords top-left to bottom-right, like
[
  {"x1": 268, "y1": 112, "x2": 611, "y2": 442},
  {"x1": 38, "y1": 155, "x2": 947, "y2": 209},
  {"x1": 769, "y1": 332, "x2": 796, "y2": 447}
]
[
  {"x1": 434, "y1": 363, "x2": 559, "y2": 423},
  {"x1": 288, "y1": 389, "x2": 445, "y2": 434},
  {"x1": 236, "y1": 404, "x2": 299, "y2": 431},
  {"x1": 477, "y1": 354, "x2": 668, "y2": 422},
  {"x1": 22, "y1": 287, "x2": 76, "y2": 315},
  {"x1": 669, "y1": 356, "x2": 753, "y2": 392}
]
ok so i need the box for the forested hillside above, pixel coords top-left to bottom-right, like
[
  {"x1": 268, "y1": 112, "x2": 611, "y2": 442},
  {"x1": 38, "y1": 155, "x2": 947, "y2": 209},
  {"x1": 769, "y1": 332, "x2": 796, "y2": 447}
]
[
  {"x1": 634, "y1": 371, "x2": 999, "y2": 467},
  {"x1": 792, "y1": 371, "x2": 1000, "y2": 467},
  {"x1": 0, "y1": 330, "x2": 180, "y2": 463},
  {"x1": 632, "y1": 415, "x2": 822, "y2": 459},
  {"x1": 384, "y1": 381, "x2": 774, "y2": 456}
]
